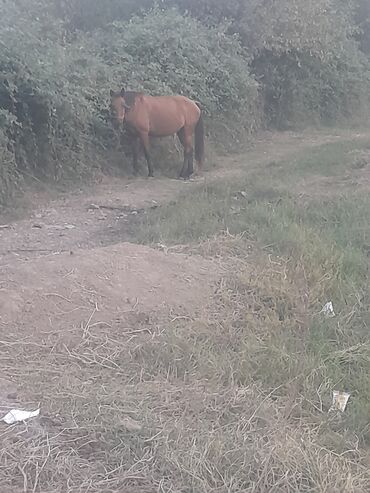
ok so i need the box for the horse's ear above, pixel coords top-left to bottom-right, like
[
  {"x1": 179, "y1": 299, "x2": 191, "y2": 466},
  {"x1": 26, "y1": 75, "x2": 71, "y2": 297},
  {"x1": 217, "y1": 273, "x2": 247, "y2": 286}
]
[
  {"x1": 120, "y1": 87, "x2": 125, "y2": 96},
  {"x1": 109, "y1": 89, "x2": 114, "y2": 97}
]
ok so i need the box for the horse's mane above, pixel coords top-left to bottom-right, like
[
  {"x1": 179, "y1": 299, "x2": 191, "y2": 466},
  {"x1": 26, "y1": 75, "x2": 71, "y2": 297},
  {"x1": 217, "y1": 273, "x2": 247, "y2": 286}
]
[{"x1": 124, "y1": 91, "x2": 142, "y2": 107}]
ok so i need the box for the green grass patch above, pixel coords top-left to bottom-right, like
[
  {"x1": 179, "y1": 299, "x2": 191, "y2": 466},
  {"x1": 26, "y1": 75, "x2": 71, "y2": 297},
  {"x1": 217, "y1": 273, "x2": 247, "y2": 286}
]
[
  {"x1": 278, "y1": 138, "x2": 370, "y2": 177},
  {"x1": 132, "y1": 138, "x2": 370, "y2": 442}
]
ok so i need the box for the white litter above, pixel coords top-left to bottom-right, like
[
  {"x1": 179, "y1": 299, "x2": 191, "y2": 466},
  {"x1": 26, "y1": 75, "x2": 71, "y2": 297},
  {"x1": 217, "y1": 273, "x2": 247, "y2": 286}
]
[
  {"x1": 321, "y1": 301, "x2": 336, "y2": 318},
  {"x1": 329, "y1": 391, "x2": 350, "y2": 413},
  {"x1": 2, "y1": 408, "x2": 40, "y2": 424}
]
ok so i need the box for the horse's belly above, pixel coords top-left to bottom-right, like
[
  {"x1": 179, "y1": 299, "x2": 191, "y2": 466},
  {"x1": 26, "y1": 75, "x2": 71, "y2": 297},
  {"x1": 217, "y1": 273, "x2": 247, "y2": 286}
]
[
  {"x1": 147, "y1": 100, "x2": 186, "y2": 136},
  {"x1": 148, "y1": 119, "x2": 183, "y2": 137}
]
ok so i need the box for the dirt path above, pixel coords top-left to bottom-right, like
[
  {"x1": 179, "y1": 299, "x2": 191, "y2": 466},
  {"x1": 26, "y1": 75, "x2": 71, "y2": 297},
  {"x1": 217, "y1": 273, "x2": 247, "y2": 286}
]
[
  {"x1": 2, "y1": 128, "x2": 370, "y2": 492},
  {"x1": 0, "y1": 128, "x2": 369, "y2": 336},
  {"x1": 0, "y1": 129, "x2": 365, "y2": 267}
]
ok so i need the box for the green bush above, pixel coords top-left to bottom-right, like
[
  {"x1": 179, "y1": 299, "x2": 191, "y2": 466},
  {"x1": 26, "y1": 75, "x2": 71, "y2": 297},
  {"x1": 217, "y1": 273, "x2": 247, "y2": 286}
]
[
  {"x1": 89, "y1": 8, "x2": 260, "y2": 133},
  {"x1": 49, "y1": 0, "x2": 153, "y2": 31},
  {"x1": 1, "y1": 0, "x2": 370, "y2": 204},
  {"x1": 166, "y1": 0, "x2": 370, "y2": 127},
  {"x1": 244, "y1": 0, "x2": 370, "y2": 127},
  {"x1": 253, "y1": 51, "x2": 370, "y2": 128},
  {"x1": 0, "y1": 110, "x2": 19, "y2": 205},
  {"x1": 0, "y1": 3, "x2": 261, "y2": 202},
  {"x1": 355, "y1": 0, "x2": 370, "y2": 57},
  {"x1": 0, "y1": 1, "x2": 107, "y2": 203}
]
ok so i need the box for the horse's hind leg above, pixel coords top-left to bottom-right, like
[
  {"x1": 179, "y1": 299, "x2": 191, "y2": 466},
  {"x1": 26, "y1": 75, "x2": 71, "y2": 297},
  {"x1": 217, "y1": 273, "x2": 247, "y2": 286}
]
[
  {"x1": 187, "y1": 146, "x2": 194, "y2": 177},
  {"x1": 184, "y1": 127, "x2": 194, "y2": 178},
  {"x1": 177, "y1": 127, "x2": 193, "y2": 179},
  {"x1": 139, "y1": 132, "x2": 154, "y2": 177},
  {"x1": 177, "y1": 128, "x2": 188, "y2": 178}
]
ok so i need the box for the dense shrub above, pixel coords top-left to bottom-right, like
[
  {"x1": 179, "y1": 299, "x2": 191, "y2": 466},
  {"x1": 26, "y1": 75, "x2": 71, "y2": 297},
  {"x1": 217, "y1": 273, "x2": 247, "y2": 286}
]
[
  {"x1": 355, "y1": 0, "x2": 370, "y2": 56},
  {"x1": 163, "y1": 0, "x2": 370, "y2": 126},
  {"x1": 55, "y1": 0, "x2": 370, "y2": 129},
  {"x1": 0, "y1": 110, "x2": 19, "y2": 204},
  {"x1": 246, "y1": 0, "x2": 370, "y2": 126},
  {"x1": 0, "y1": 2, "x2": 100, "y2": 204},
  {"x1": 1, "y1": 0, "x2": 370, "y2": 203},
  {"x1": 0, "y1": 3, "x2": 261, "y2": 203},
  {"x1": 51, "y1": 0, "x2": 153, "y2": 31},
  {"x1": 252, "y1": 51, "x2": 370, "y2": 128},
  {"x1": 89, "y1": 8, "x2": 260, "y2": 131}
]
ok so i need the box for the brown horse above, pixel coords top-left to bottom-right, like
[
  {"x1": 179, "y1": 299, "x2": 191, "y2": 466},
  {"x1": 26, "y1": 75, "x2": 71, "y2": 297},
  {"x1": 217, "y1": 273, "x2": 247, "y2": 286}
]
[{"x1": 109, "y1": 88, "x2": 204, "y2": 178}]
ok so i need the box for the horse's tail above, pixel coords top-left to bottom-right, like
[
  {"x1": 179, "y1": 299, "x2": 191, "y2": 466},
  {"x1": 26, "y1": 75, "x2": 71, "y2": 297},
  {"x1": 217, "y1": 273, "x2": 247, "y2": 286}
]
[{"x1": 194, "y1": 110, "x2": 205, "y2": 169}]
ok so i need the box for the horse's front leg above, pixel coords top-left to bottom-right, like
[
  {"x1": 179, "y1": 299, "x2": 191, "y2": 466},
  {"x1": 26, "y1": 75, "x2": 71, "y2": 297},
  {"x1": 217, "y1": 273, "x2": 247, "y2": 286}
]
[{"x1": 139, "y1": 132, "x2": 154, "y2": 177}]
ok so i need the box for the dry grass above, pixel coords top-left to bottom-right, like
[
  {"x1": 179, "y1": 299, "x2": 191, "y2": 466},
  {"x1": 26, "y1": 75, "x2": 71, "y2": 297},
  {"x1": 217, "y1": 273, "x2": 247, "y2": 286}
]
[
  {"x1": 1, "y1": 334, "x2": 369, "y2": 492},
  {"x1": 1, "y1": 233, "x2": 370, "y2": 492},
  {"x1": 2, "y1": 136, "x2": 370, "y2": 491}
]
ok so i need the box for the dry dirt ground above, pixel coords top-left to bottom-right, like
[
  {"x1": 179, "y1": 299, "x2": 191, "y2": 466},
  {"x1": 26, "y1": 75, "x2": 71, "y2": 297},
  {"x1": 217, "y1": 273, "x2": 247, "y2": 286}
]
[
  {"x1": 0, "y1": 129, "x2": 370, "y2": 491},
  {"x1": 1, "y1": 129, "x2": 368, "y2": 265},
  {"x1": 1, "y1": 128, "x2": 369, "y2": 340}
]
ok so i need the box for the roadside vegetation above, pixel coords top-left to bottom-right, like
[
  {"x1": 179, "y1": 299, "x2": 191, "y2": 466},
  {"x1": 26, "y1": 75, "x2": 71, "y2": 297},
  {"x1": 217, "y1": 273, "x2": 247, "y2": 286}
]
[
  {"x1": 1, "y1": 1, "x2": 370, "y2": 491},
  {"x1": 1, "y1": 0, "x2": 370, "y2": 204},
  {"x1": 126, "y1": 137, "x2": 370, "y2": 489},
  {"x1": 3, "y1": 136, "x2": 370, "y2": 491}
]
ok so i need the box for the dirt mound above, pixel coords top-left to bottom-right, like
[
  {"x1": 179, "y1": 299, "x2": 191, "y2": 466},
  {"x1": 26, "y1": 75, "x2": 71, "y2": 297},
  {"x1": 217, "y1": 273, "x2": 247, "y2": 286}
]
[{"x1": 0, "y1": 242, "x2": 218, "y2": 337}]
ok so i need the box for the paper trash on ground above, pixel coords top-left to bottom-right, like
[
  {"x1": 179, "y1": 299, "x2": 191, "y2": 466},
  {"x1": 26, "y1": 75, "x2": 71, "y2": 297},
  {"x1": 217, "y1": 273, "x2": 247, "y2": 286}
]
[
  {"x1": 330, "y1": 391, "x2": 350, "y2": 413},
  {"x1": 2, "y1": 408, "x2": 40, "y2": 424},
  {"x1": 321, "y1": 301, "x2": 336, "y2": 318}
]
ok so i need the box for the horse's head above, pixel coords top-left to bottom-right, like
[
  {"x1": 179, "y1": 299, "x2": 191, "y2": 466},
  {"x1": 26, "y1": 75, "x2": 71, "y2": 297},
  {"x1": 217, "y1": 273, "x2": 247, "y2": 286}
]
[{"x1": 109, "y1": 87, "x2": 130, "y2": 128}]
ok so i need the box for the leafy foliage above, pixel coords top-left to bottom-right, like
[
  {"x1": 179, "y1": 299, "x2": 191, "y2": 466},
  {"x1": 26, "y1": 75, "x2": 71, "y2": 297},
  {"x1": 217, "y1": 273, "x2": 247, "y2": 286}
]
[
  {"x1": 0, "y1": 1, "x2": 99, "y2": 204},
  {"x1": 90, "y1": 8, "x2": 259, "y2": 127},
  {"x1": 51, "y1": 0, "x2": 152, "y2": 31},
  {"x1": 355, "y1": 0, "x2": 370, "y2": 56},
  {"x1": 163, "y1": 0, "x2": 370, "y2": 126},
  {"x1": 240, "y1": 0, "x2": 356, "y2": 59},
  {"x1": 245, "y1": 0, "x2": 370, "y2": 126},
  {"x1": 0, "y1": 2, "x2": 261, "y2": 203},
  {"x1": 0, "y1": 0, "x2": 370, "y2": 203},
  {"x1": 0, "y1": 110, "x2": 19, "y2": 203},
  {"x1": 252, "y1": 51, "x2": 370, "y2": 128}
]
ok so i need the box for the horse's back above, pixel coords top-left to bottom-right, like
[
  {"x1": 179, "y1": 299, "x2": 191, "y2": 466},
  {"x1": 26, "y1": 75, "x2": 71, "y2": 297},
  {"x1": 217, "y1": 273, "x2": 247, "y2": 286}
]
[
  {"x1": 141, "y1": 95, "x2": 200, "y2": 136},
  {"x1": 146, "y1": 95, "x2": 199, "y2": 116}
]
